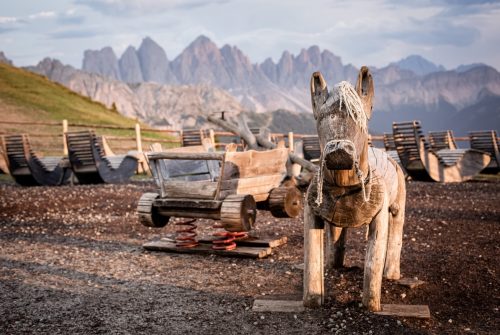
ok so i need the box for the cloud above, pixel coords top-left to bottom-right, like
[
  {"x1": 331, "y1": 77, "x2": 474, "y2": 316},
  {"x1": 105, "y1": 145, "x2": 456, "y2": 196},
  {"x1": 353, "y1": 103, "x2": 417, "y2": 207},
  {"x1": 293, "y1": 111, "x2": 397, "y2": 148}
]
[
  {"x1": 384, "y1": 16, "x2": 480, "y2": 47},
  {"x1": 74, "y1": 0, "x2": 230, "y2": 16},
  {"x1": 0, "y1": 16, "x2": 19, "y2": 24},
  {"x1": 57, "y1": 9, "x2": 85, "y2": 25},
  {"x1": 50, "y1": 29, "x2": 99, "y2": 39},
  {"x1": 28, "y1": 11, "x2": 57, "y2": 20},
  {"x1": 0, "y1": 16, "x2": 24, "y2": 33}
]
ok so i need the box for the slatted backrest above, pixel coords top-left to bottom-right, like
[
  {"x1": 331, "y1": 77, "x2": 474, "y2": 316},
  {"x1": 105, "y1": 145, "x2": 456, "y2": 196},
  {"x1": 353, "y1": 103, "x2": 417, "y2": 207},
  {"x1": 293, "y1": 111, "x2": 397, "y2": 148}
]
[
  {"x1": 302, "y1": 135, "x2": 321, "y2": 161},
  {"x1": 66, "y1": 130, "x2": 96, "y2": 167},
  {"x1": 392, "y1": 121, "x2": 428, "y2": 165},
  {"x1": 5, "y1": 134, "x2": 29, "y2": 170},
  {"x1": 469, "y1": 130, "x2": 499, "y2": 156},
  {"x1": 181, "y1": 129, "x2": 203, "y2": 147},
  {"x1": 429, "y1": 130, "x2": 457, "y2": 151},
  {"x1": 383, "y1": 133, "x2": 396, "y2": 151}
]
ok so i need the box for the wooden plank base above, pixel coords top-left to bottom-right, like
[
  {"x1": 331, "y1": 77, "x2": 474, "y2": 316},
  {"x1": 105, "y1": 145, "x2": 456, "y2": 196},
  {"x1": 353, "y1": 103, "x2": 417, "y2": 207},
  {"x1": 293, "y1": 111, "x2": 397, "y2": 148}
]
[
  {"x1": 396, "y1": 278, "x2": 426, "y2": 289},
  {"x1": 252, "y1": 299, "x2": 305, "y2": 313},
  {"x1": 374, "y1": 304, "x2": 431, "y2": 319},
  {"x1": 143, "y1": 236, "x2": 287, "y2": 259}
]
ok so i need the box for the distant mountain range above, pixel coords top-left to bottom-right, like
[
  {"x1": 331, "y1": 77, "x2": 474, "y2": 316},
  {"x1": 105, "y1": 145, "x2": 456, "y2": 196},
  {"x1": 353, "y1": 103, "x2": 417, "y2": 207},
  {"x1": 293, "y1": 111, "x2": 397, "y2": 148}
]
[
  {"x1": 4, "y1": 35, "x2": 500, "y2": 134},
  {"x1": 78, "y1": 35, "x2": 500, "y2": 134}
]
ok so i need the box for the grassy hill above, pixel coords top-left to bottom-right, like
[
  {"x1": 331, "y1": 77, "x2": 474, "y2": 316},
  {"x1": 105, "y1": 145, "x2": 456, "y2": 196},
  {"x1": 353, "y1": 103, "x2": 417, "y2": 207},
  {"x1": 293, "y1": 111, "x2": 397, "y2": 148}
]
[
  {"x1": 0, "y1": 62, "x2": 173, "y2": 154},
  {"x1": 0, "y1": 62, "x2": 138, "y2": 125}
]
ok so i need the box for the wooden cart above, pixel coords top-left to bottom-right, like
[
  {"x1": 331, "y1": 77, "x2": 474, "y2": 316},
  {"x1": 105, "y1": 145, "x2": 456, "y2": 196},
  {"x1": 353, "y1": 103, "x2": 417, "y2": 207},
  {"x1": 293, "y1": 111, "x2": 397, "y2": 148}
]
[{"x1": 138, "y1": 145, "x2": 302, "y2": 232}]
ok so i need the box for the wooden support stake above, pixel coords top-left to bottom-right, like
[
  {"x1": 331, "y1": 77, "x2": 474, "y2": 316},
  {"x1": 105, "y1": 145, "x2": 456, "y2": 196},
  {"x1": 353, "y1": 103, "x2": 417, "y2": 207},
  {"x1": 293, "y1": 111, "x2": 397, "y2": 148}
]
[
  {"x1": 62, "y1": 119, "x2": 68, "y2": 155},
  {"x1": 135, "y1": 123, "x2": 143, "y2": 152},
  {"x1": 288, "y1": 132, "x2": 294, "y2": 152}
]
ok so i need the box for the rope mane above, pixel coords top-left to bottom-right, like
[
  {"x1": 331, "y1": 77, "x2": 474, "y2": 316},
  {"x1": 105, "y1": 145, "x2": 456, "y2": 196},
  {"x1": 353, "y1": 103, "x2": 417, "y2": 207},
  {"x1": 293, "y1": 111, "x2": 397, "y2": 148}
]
[{"x1": 319, "y1": 81, "x2": 367, "y2": 134}]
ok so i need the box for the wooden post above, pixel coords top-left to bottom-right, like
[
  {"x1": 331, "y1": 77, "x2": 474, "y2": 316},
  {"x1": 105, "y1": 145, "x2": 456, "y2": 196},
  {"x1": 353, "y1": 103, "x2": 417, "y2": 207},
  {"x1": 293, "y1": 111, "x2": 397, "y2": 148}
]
[
  {"x1": 303, "y1": 204, "x2": 325, "y2": 307},
  {"x1": 209, "y1": 129, "x2": 215, "y2": 146},
  {"x1": 62, "y1": 119, "x2": 68, "y2": 155},
  {"x1": 135, "y1": 123, "x2": 149, "y2": 174},
  {"x1": 135, "y1": 123, "x2": 142, "y2": 152},
  {"x1": 288, "y1": 132, "x2": 294, "y2": 152}
]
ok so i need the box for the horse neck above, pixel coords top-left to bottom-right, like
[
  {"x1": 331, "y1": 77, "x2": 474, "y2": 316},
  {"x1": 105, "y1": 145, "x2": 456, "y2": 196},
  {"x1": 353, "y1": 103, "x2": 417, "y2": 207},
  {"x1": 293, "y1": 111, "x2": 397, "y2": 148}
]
[{"x1": 326, "y1": 139, "x2": 370, "y2": 187}]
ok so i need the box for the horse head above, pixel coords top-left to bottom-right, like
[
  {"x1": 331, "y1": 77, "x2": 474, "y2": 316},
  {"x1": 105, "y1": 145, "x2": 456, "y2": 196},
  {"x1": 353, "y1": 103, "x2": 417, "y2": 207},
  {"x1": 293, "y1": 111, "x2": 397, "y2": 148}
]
[{"x1": 310, "y1": 67, "x2": 374, "y2": 185}]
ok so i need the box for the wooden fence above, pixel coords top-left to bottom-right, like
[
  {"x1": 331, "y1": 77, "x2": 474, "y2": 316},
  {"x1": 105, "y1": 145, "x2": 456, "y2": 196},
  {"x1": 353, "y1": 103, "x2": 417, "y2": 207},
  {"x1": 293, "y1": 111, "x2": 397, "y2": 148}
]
[{"x1": 0, "y1": 119, "x2": 487, "y2": 155}]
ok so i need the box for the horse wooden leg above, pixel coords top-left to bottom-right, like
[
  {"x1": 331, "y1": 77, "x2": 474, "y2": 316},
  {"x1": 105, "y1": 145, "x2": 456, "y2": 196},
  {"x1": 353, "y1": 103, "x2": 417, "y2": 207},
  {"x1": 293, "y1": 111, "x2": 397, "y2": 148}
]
[
  {"x1": 384, "y1": 167, "x2": 406, "y2": 280},
  {"x1": 303, "y1": 204, "x2": 325, "y2": 307},
  {"x1": 325, "y1": 226, "x2": 347, "y2": 269},
  {"x1": 362, "y1": 195, "x2": 389, "y2": 312}
]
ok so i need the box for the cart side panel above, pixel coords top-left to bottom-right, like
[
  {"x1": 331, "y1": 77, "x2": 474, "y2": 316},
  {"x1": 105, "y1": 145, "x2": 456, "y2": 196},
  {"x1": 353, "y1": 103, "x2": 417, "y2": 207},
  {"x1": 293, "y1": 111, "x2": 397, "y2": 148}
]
[
  {"x1": 222, "y1": 148, "x2": 288, "y2": 179},
  {"x1": 162, "y1": 180, "x2": 219, "y2": 199},
  {"x1": 219, "y1": 148, "x2": 288, "y2": 201}
]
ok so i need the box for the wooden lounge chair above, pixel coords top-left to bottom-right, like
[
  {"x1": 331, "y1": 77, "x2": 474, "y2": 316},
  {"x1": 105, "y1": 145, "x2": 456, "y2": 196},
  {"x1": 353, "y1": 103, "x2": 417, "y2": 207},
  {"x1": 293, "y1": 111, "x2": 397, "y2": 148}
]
[
  {"x1": 392, "y1": 121, "x2": 490, "y2": 182},
  {"x1": 65, "y1": 130, "x2": 139, "y2": 184},
  {"x1": 469, "y1": 130, "x2": 500, "y2": 174},
  {"x1": 181, "y1": 129, "x2": 214, "y2": 147},
  {"x1": 4, "y1": 134, "x2": 71, "y2": 186},
  {"x1": 302, "y1": 135, "x2": 321, "y2": 162},
  {"x1": 428, "y1": 130, "x2": 458, "y2": 151},
  {"x1": 382, "y1": 133, "x2": 408, "y2": 178}
]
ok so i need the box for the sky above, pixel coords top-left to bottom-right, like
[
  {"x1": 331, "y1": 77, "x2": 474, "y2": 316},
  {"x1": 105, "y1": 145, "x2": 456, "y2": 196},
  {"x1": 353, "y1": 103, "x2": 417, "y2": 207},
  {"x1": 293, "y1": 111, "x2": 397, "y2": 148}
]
[{"x1": 1, "y1": 0, "x2": 499, "y2": 70}]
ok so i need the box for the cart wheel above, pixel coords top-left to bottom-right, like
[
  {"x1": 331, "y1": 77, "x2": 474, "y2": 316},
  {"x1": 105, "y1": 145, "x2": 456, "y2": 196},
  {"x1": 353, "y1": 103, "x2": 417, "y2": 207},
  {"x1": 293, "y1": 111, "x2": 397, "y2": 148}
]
[
  {"x1": 137, "y1": 192, "x2": 170, "y2": 228},
  {"x1": 269, "y1": 186, "x2": 303, "y2": 218},
  {"x1": 220, "y1": 194, "x2": 256, "y2": 232}
]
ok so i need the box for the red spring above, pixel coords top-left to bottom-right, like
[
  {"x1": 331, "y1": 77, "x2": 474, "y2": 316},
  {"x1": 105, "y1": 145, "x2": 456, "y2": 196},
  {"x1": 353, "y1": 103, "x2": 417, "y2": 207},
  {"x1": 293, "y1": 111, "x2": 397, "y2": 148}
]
[
  {"x1": 175, "y1": 219, "x2": 199, "y2": 248},
  {"x1": 212, "y1": 229, "x2": 248, "y2": 250}
]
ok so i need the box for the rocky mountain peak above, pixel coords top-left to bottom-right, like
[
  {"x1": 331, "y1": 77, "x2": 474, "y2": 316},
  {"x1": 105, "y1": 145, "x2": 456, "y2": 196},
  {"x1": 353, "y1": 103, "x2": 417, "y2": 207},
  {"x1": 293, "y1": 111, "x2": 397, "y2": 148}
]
[
  {"x1": 119, "y1": 46, "x2": 143, "y2": 83},
  {"x1": 391, "y1": 55, "x2": 445, "y2": 76},
  {"x1": 82, "y1": 46, "x2": 121, "y2": 81},
  {"x1": 0, "y1": 51, "x2": 13, "y2": 65},
  {"x1": 137, "y1": 36, "x2": 176, "y2": 84}
]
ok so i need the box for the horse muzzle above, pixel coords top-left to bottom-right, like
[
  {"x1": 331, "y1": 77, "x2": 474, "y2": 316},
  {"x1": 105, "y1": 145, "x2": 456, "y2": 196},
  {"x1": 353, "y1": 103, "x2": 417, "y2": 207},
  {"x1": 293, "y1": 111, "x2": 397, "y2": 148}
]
[{"x1": 323, "y1": 140, "x2": 355, "y2": 170}]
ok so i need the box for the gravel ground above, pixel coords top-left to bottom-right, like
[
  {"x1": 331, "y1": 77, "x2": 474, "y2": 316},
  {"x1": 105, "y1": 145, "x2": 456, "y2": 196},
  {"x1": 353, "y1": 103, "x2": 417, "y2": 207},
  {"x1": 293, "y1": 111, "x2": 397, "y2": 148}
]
[{"x1": 0, "y1": 179, "x2": 498, "y2": 334}]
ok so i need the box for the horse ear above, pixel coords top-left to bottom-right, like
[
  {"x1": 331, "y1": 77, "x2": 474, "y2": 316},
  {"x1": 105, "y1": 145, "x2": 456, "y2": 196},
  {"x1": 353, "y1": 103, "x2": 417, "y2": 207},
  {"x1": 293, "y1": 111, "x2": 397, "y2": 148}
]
[
  {"x1": 355, "y1": 66, "x2": 374, "y2": 120},
  {"x1": 310, "y1": 71, "x2": 329, "y2": 118}
]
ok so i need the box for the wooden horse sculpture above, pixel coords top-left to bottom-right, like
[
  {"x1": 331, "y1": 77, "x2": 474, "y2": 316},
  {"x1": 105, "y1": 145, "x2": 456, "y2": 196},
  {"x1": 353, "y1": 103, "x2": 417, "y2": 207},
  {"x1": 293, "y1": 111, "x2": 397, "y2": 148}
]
[{"x1": 303, "y1": 67, "x2": 406, "y2": 312}]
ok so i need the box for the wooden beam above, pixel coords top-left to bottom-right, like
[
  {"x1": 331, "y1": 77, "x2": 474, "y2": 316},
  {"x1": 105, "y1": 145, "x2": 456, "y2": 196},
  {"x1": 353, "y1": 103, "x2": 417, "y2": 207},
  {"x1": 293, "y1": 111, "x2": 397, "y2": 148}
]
[
  {"x1": 374, "y1": 304, "x2": 431, "y2": 319},
  {"x1": 252, "y1": 299, "x2": 305, "y2": 313}
]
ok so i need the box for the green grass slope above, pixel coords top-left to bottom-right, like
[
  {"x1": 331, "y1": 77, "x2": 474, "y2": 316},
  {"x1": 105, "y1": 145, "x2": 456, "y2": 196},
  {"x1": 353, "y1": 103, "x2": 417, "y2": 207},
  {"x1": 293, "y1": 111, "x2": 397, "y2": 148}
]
[{"x1": 0, "y1": 62, "x2": 136, "y2": 126}]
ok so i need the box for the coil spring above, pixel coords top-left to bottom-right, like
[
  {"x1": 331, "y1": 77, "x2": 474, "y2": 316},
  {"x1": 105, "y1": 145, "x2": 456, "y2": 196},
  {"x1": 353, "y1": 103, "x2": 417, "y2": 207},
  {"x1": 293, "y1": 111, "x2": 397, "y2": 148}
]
[
  {"x1": 212, "y1": 224, "x2": 248, "y2": 250},
  {"x1": 175, "y1": 219, "x2": 199, "y2": 248}
]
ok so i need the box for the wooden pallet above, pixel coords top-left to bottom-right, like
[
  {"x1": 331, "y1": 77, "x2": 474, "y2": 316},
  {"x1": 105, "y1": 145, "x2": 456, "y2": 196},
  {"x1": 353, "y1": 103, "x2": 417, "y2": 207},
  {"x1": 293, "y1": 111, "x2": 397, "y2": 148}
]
[{"x1": 143, "y1": 236, "x2": 287, "y2": 258}]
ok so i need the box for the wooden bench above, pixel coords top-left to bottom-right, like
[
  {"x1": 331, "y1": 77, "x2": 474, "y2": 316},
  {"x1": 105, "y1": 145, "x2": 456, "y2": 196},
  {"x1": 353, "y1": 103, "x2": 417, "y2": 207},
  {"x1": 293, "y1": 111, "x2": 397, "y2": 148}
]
[
  {"x1": 392, "y1": 121, "x2": 490, "y2": 182},
  {"x1": 4, "y1": 134, "x2": 71, "y2": 186},
  {"x1": 65, "y1": 130, "x2": 139, "y2": 184},
  {"x1": 469, "y1": 130, "x2": 500, "y2": 174}
]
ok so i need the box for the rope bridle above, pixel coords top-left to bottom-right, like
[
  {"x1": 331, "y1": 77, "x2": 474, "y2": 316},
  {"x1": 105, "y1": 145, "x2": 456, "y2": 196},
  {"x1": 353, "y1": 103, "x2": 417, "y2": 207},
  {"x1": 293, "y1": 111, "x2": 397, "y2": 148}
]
[{"x1": 315, "y1": 139, "x2": 371, "y2": 207}]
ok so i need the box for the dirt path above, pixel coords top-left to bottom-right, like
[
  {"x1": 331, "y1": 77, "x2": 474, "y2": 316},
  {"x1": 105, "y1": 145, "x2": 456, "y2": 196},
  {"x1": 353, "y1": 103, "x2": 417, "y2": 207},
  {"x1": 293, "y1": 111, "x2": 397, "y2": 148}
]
[{"x1": 0, "y1": 180, "x2": 498, "y2": 334}]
